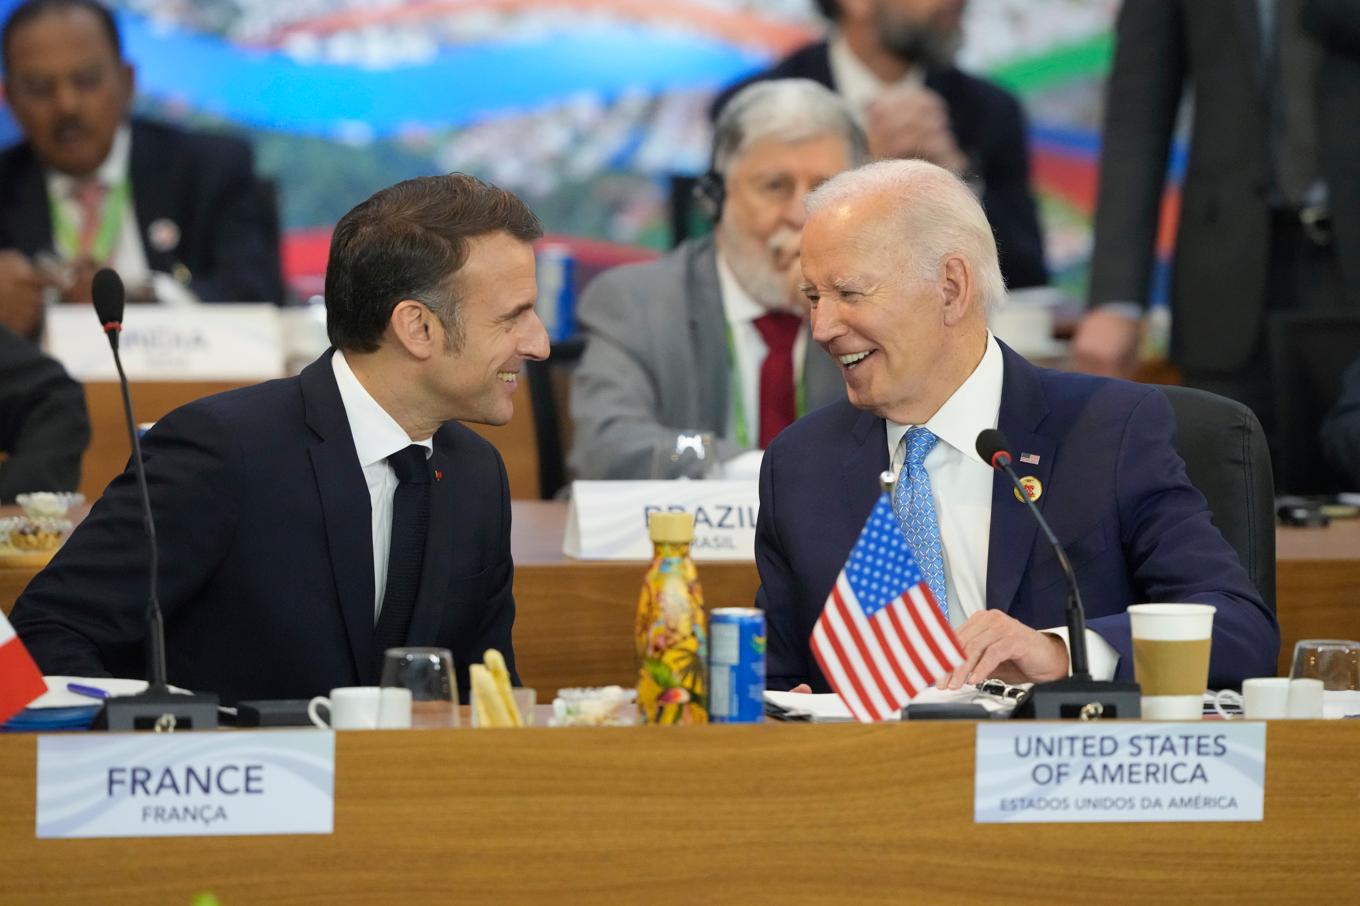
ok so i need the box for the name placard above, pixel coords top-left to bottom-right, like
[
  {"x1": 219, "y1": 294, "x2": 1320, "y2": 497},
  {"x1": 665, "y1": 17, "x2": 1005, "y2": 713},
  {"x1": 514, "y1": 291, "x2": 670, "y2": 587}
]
[
  {"x1": 36, "y1": 731, "x2": 335, "y2": 839},
  {"x1": 46, "y1": 304, "x2": 284, "y2": 380},
  {"x1": 564, "y1": 480, "x2": 759, "y2": 560},
  {"x1": 974, "y1": 722, "x2": 1265, "y2": 824}
]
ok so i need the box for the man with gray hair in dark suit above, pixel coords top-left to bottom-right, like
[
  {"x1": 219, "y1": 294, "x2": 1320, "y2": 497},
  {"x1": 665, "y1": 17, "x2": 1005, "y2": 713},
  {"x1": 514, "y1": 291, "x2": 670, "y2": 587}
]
[{"x1": 570, "y1": 79, "x2": 868, "y2": 480}]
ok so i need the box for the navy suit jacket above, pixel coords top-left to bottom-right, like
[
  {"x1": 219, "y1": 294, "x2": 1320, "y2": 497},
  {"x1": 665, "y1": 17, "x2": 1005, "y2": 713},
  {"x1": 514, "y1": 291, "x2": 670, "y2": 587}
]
[
  {"x1": 755, "y1": 344, "x2": 1279, "y2": 691},
  {"x1": 0, "y1": 324, "x2": 89, "y2": 502},
  {"x1": 713, "y1": 41, "x2": 1048, "y2": 291},
  {"x1": 11, "y1": 351, "x2": 517, "y2": 704},
  {"x1": 0, "y1": 117, "x2": 284, "y2": 305}
]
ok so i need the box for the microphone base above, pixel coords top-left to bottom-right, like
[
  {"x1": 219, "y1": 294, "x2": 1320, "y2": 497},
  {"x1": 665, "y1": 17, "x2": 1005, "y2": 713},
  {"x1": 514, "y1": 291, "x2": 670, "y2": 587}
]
[
  {"x1": 94, "y1": 689, "x2": 220, "y2": 732},
  {"x1": 1010, "y1": 677, "x2": 1142, "y2": 720}
]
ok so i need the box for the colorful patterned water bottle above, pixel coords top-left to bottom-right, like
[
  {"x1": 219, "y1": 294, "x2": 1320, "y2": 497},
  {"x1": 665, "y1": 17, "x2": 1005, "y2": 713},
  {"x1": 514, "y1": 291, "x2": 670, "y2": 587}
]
[{"x1": 636, "y1": 511, "x2": 708, "y2": 725}]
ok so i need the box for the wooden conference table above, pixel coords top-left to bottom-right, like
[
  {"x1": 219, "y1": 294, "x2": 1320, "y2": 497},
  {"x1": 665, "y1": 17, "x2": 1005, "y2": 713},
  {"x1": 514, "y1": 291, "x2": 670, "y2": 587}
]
[
  {"x1": 0, "y1": 720, "x2": 1356, "y2": 903},
  {"x1": 3, "y1": 501, "x2": 1353, "y2": 690},
  {"x1": 508, "y1": 502, "x2": 1360, "y2": 691}
]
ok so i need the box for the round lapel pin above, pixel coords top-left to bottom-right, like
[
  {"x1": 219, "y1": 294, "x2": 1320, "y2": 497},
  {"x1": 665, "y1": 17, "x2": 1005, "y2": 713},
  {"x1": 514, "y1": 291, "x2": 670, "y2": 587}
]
[
  {"x1": 1013, "y1": 475, "x2": 1043, "y2": 503},
  {"x1": 148, "y1": 218, "x2": 181, "y2": 253}
]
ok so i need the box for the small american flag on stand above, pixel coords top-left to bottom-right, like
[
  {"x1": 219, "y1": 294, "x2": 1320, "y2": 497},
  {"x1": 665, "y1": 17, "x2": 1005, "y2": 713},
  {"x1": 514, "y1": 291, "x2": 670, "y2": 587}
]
[{"x1": 810, "y1": 493, "x2": 966, "y2": 722}]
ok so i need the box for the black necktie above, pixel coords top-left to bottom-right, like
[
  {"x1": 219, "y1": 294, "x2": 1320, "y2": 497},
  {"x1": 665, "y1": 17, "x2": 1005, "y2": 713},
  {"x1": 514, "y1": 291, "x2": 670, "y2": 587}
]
[{"x1": 372, "y1": 444, "x2": 431, "y2": 674}]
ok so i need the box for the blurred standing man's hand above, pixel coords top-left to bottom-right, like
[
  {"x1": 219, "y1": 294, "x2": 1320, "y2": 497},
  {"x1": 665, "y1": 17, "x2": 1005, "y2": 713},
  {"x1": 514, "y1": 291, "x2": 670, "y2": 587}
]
[
  {"x1": 1070, "y1": 308, "x2": 1141, "y2": 378},
  {"x1": 866, "y1": 83, "x2": 967, "y2": 176}
]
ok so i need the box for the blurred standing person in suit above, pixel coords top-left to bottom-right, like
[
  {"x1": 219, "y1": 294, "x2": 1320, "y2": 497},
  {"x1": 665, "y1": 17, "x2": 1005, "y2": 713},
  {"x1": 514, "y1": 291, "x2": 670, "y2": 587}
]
[
  {"x1": 570, "y1": 80, "x2": 867, "y2": 480},
  {"x1": 0, "y1": 323, "x2": 89, "y2": 502},
  {"x1": 1075, "y1": 0, "x2": 1360, "y2": 474},
  {"x1": 713, "y1": 0, "x2": 1048, "y2": 291},
  {"x1": 0, "y1": 0, "x2": 284, "y2": 341}
]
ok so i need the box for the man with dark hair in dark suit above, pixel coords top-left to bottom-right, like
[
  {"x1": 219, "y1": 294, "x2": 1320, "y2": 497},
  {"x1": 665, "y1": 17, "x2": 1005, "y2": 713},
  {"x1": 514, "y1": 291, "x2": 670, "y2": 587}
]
[
  {"x1": 12, "y1": 173, "x2": 549, "y2": 703},
  {"x1": 0, "y1": 323, "x2": 89, "y2": 502},
  {"x1": 714, "y1": 0, "x2": 1048, "y2": 291},
  {"x1": 0, "y1": 0, "x2": 283, "y2": 340}
]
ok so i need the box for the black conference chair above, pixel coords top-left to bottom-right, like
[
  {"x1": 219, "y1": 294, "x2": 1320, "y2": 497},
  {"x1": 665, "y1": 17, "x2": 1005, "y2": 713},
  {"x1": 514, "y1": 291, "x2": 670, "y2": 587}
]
[
  {"x1": 1268, "y1": 312, "x2": 1360, "y2": 494},
  {"x1": 526, "y1": 337, "x2": 585, "y2": 500},
  {"x1": 1158, "y1": 384, "x2": 1276, "y2": 614}
]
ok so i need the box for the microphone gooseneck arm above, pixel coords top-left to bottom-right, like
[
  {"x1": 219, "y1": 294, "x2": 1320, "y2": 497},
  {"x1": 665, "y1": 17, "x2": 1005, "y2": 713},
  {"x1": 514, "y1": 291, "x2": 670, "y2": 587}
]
[
  {"x1": 108, "y1": 339, "x2": 168, "y2": 693},
  {"x1": 976, "y1": 429, "x2": 1091, "y2": 682},
  {"x1": 93, "y1": 267, "x2": 168, "y2": 693}
]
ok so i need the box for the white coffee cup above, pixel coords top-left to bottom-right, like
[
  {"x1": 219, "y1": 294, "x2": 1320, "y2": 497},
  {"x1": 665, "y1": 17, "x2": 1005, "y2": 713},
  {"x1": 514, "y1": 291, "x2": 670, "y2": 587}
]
[
  {"x1": 308, "y1": 686, "x2": 411, "y2": 730},
  {"x1": 1213, "y1": 677, "x2": 1291, "y2": 719},
  {"x1": 377, "y1": 687, "x2": 413, "y2": 728},
  {"x1": 1287, "y1": 677, "x2": 1324, "y2": 719},
  {"x1": 1128, "y1": 603, "x2": 1215, "y2": 720}
]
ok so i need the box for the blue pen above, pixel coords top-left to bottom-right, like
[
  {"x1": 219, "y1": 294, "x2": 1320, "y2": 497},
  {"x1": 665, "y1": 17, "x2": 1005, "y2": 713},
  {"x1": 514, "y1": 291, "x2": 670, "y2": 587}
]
[{"x1": 66, "y1": 682, "x2": 110, "y2": 700}]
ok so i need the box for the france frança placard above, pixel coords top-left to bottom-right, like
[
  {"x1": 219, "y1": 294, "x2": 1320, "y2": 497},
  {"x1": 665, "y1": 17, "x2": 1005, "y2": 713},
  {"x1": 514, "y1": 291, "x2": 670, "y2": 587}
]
[{"x1": 36, "y1": 731, "x2": 335, "y2": 839}]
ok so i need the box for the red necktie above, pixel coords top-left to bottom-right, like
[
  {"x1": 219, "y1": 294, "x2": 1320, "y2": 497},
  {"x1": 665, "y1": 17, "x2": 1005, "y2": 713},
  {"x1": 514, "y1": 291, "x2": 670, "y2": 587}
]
[{"x1": 753, "y1": 312, "x2": 802, "y2": 448}]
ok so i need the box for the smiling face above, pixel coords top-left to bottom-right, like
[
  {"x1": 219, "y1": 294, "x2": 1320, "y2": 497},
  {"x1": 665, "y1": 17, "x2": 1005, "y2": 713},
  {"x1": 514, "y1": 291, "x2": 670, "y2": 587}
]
[
  {"x1": 801, "y1": 189, "x2": 984, "y2": 424},
  {"x1": 716, "y1": 131, "x2": 851, "y2": 311},
  {"x1": 3, "y1": 7, "x2": 132, "y2": 178},
  {"x1": 424, "y1": 231, "x2": 548, "y2": 426}
]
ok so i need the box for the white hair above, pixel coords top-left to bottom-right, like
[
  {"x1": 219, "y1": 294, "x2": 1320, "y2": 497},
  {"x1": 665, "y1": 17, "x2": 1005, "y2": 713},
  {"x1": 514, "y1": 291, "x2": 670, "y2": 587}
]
[
  {"x1": 806, "y1": 159, "x2": 1007, "y2": 312},
  {"x1": 712, "y1": 78, "x2": 870, "y2": 175}
]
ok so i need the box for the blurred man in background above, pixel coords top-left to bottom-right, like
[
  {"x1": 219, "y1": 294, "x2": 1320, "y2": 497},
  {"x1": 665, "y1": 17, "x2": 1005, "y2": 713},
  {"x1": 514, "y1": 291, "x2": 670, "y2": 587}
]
[
  {"x1": 715, "y1": 0, "x2": 1047, "y2": 291},
  {"x1": 0, "y1": 0, "x2": 283, "y2": 340},
  {"x1": 570, "y1": 79, "x2": 865, "y2": 480},
  {"x1": 0, "y1": 322, "x2": 88, "y2": 501},
  {"x1": 1076, "y1": 0, "x2": 1360, "y2": 482}
]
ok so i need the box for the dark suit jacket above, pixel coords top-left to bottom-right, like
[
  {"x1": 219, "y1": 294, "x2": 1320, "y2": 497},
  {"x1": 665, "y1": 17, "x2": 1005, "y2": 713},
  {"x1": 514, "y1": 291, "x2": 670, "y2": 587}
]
[
  {"x1": 10, "y1": 350, "x2": 517, "y2": 704},
  {"x1": 1321, "y1": 357, "x2": 1360, "y2": 487},
  {"x1": 1088, "y1": 0, "x2": 1360, "y2": 373},
  {"x1": 0, "y1": 324, "x2": 89, "y2": 502},
  {"x1": 755, "y1": 342, "x2": 1279, "y2": 691},
  {"x1": 569, "y1": 235, "x2": 846, "y2": 479},
  {"x1": 0, "y1": 117, "x2": 284, "y2": 305},
  {"x1": 713, "y1": 42, "x2": 1048, "y2": 291}
]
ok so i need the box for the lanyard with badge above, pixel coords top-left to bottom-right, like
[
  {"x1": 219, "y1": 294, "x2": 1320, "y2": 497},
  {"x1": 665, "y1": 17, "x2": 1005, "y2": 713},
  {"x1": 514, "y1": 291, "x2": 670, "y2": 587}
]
[
  {"x1": 49, "y1": 178, "x2": 131, "y2": 264},
  {"x1": 724, "y1": 322, "x2": 808, "y2": 448}
]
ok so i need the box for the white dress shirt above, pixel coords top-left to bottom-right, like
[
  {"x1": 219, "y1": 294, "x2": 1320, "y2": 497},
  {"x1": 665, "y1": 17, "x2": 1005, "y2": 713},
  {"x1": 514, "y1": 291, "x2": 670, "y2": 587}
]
[
  {"x1": 885, "y1": 333, "x2": 1119, "y2": 680},
  {"x1": 45, "y1": 123, "x2": 196, "y2": 306},
  {"x1": 331, "y1": 351, "x2": 433, "y2": 622},
  {"x1": 715, "y1": 251, "x2": 808, "y2": 454},
  {"x1": 827, "y1": 29, "x2": 925, "y2": 121}
]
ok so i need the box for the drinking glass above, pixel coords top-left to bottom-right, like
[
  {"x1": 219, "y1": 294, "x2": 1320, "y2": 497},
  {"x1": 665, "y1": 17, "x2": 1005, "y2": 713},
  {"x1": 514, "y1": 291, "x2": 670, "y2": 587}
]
[
  {"x1": 650, "y1": 431, "x2": 721, "y2": 479},
  {"x1": 1289, "y1": 639, "x2": 1360, "y2": 691},
  {"x1": 380, "y1": 647, "x2": 459, "y2": 728}
]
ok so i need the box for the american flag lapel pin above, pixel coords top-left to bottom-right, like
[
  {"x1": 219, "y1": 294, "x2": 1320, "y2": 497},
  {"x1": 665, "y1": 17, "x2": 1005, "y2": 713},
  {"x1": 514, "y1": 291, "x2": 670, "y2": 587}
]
[
  {"x1": 1019, "y1": 452, "x2": 1040, "y2": 465},
  {"x1": 434, "y1": 469, "x2": 443, "y2": 482}
]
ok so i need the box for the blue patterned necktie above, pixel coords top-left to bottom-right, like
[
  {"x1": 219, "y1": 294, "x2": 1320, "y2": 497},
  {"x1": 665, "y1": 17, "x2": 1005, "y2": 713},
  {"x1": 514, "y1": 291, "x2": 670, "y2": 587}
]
[{"x1": 892, "y1": 427, "x2": 949, "y2": 619}]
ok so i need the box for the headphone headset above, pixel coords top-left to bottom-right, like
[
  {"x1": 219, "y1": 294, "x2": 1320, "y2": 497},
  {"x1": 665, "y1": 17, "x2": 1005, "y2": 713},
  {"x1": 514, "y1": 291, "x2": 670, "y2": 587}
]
[{"x1": 692, "y1": 168, "x2": 725, "y2": 222}]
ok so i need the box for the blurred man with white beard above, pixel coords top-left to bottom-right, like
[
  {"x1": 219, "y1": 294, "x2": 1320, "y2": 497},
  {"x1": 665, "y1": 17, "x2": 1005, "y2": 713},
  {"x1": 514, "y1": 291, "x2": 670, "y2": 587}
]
[{"x1": 570, "y1": 79, "x2": 867, "y2": 479}]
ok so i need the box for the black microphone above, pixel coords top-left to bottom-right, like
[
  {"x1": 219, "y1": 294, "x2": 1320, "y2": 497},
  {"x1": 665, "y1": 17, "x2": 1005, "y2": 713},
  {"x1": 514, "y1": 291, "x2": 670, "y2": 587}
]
[
  {"x1": 91, "y1": 267, "x2": 125, "y2": 347},
  {"x1": 90, "y1": 268, "x2": 217, "y2": 731},
  {"x1": 975, "y1": 428, "x2": 1140, "y2": 719}
]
